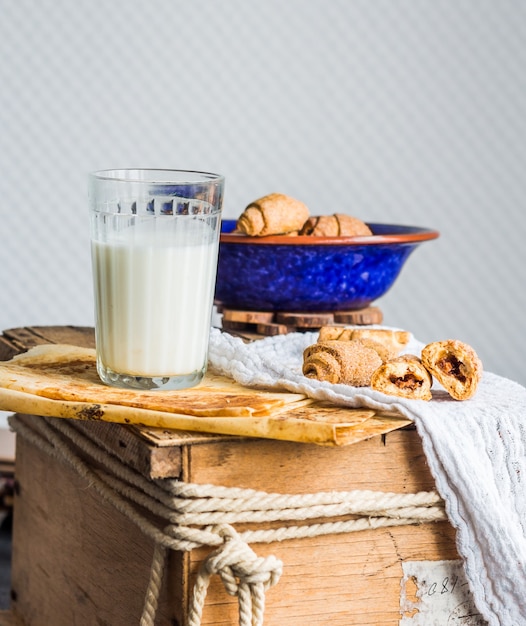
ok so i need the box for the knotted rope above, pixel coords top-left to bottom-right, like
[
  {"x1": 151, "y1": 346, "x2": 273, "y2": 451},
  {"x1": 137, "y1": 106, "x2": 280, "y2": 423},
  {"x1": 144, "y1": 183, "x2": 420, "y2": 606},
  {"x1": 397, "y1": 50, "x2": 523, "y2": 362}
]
[
  {"x1": 188, "y1": 525, "x2": 283, "y2": 626},
  {"x1": 9, "y1": 415, "x2": 446, "y2": 626}
]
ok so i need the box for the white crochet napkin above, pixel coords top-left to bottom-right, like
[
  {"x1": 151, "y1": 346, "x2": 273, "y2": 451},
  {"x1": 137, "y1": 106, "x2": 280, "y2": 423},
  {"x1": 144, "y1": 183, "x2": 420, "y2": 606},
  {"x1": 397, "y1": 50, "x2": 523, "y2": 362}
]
[{"x1": 208, "y1": 327, "x2": 526, "y2": 626}]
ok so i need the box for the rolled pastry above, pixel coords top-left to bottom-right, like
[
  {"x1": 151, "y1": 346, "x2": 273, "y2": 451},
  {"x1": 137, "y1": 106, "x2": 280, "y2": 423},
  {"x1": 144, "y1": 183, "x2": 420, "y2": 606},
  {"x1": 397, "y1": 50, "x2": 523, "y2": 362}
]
[
  {"x1": 352, "y1": 338, "x2": 393, "y2": 363},
  {"x1": 236, "y1": 193, "x2": 310, "y2": 236},
  {"x1": 371, "y1": 355, "x2": 433, "y2": 401},
  {"x1": 352, "y1": 328, "x2": 411, "y2": 360},
  {"x1": 300, "y1": 213, "x2": 372, "y2": 237},
  {"x1": 303, "y1": 340, "x2": 382, "y2": 386},
  {"x1": 318, "y1": 327, "x2": 411, "y2": 361},
  {"x1": 421, "y1": 340, "x2": 482, "y2": 400},
  {"x1": 318, "y1": 326, "x2": 355, "y2": 342}
]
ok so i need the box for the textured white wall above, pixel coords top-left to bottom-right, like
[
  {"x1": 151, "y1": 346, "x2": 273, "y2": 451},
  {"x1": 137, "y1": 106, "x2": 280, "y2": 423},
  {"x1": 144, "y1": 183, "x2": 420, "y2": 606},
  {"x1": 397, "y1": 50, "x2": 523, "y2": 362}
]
[{"x1": 0, "y1": 0, "x2": 525, "y2": 385}]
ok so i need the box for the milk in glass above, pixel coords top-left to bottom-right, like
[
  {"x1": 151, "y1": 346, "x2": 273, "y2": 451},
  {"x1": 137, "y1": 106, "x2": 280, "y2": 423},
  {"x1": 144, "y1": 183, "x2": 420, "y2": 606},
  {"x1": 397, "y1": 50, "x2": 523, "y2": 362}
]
[{"x1": 91, "y1": 216, "x2": 219, "y2": 380}]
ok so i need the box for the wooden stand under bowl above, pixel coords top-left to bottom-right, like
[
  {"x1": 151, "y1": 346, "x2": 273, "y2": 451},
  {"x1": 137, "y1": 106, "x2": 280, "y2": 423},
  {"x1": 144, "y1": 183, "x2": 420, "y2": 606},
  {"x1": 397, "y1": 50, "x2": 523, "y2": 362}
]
[{"x1": 217, "y1": 304, "x2": 383, "y2": 338}]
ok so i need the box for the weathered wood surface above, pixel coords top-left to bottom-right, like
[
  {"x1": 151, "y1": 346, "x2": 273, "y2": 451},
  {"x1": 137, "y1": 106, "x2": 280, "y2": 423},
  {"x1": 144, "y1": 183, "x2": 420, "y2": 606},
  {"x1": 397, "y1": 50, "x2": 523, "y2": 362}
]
[
  {"x1": 11, "y1": 430, "x2": 181, "y2": 626},
  {"x1": 10, "y1": 412, "x2": 458, "y2": 626},
  {"x1": 0, "y1": 325, "x2": 95, "y2": 360},
  {"x1": 220, "y1": 306, "x2": 384, "y2": 337},
  {"x1": 0, "y1": 611, "x2": 22, "y2": 625},
  {"x1": 183, "y1": 431, "x2": 458, "y2": 625}
]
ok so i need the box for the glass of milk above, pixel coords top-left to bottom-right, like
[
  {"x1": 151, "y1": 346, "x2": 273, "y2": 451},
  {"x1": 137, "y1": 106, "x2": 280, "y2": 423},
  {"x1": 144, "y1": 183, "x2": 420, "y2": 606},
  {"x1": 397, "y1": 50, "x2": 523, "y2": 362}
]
[{"x1": 88, "y1": 169, "x2": 224, "y2": 391}]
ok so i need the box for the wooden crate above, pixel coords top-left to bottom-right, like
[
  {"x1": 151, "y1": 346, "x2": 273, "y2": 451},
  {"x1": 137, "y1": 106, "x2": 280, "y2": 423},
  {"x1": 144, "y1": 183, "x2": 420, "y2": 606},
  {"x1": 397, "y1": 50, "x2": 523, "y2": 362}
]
[
  {"x1": 0, "y1": 611, "x2": 20, "y2": 626},
  {"x1": 1, "y1": 327, "x2": 464, "y2": 626},
  {"x1": 9, "y1": 416, "x2": 461, "y2": 626}
]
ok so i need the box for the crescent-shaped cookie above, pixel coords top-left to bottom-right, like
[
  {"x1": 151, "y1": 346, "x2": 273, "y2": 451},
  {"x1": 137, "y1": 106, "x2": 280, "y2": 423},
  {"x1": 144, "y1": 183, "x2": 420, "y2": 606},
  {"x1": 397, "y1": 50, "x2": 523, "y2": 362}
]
[
  {"x1": 318, "y1": 326, "x2": 411, "y2": 361},
  {"x1": 236, "y1": 193, "x2": 310, "y2": 236},
  {"x1": 371, "y1": 355, "x2": 433, "y2": 401},
  {"x1": 318, "y1": 326, "x2": 355, "y2": 342},
  {"x1": 300, "y1": 213, "x2": 372, "y2": 237},
  {"x1": 421, "y1": 339, "x2": 482, "y2": 400},
  {"x1": 303, "y1": 340, "x2": 382, "y2": 386}
]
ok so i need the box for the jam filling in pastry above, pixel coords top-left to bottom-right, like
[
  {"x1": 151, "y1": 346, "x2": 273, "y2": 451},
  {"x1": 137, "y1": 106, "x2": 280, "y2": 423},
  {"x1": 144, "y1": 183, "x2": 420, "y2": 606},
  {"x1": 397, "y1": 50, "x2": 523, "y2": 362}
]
[
  {"x1": 371, "y1": 355, "x2": 433, "y2": 401},
  {"x1": 421, "y1": 339, "x2": 482, "y2": 400}
]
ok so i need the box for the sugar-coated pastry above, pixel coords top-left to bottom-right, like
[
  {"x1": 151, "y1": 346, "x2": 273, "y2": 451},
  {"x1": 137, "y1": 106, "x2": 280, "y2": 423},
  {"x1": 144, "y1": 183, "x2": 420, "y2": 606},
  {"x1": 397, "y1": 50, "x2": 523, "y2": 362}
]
[
  {"x1": 317, "y1": 326, "x2": 410, "y2": 361},
  {"x1": 352, "y1": 338, "x2": 393, "y2": 363},
  {"x1": 318, "y1": 326, "x2": 355, "y2": 342},
  {"x1": 421, "y1": 340, "x2": 482, "y2": 400},
  {"x1": 300, "y1": 213, "x2": 372, "y2": 237},
  {"x1": 303, "y1": 340, "x2": 382, "y2": 387},
  {"x1": 236, "y1": 193, "x2": 310, "y2": 236},
  {"x1": 350, "y1": 329, "x2": 411, "y2": 360},
  {"x1": 371, "y1": 355, "x2": 433, "y2": 401}
]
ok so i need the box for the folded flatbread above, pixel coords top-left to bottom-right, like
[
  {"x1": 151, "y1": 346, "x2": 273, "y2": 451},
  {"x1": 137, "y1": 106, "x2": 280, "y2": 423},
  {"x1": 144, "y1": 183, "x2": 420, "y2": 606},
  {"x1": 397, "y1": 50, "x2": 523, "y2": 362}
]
[
  {"x1": 0, "y1": 344, "x2": 306, "y2": 418},
  {"x1": 0, "y1": 343, "x2": 412, "y2": 446}
]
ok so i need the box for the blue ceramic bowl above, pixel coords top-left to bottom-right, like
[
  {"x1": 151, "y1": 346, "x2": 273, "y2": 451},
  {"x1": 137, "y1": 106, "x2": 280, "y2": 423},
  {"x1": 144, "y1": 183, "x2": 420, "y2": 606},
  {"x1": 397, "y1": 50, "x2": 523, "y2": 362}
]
[{"x1": 215, "y1": 220, "x2": 439, "y2": 312}]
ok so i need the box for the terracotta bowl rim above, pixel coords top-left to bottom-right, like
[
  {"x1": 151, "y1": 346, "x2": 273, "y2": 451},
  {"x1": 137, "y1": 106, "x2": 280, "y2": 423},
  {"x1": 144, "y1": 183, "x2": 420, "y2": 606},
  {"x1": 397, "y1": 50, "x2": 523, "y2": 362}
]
[{"x1": 220, "y1": 222, "x2": 440, "y2": 246}]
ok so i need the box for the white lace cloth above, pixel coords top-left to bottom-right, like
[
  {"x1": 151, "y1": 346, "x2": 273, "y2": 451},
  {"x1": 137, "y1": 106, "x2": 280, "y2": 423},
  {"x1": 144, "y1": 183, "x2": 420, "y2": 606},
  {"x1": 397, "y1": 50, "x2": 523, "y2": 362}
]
[{"x1": 208, "y1": 327, "x2": 526, "y2": 626}]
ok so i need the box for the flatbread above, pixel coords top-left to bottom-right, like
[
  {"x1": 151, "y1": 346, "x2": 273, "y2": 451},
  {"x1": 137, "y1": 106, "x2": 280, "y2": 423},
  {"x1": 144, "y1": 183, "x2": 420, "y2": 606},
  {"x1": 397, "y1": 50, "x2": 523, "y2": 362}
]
[
  {"x1": 0, "y1": 343, "x2": 413, "y2": 446},
  {"x1": 0, "y1": 344, "x2": 307, "y2": 417}
]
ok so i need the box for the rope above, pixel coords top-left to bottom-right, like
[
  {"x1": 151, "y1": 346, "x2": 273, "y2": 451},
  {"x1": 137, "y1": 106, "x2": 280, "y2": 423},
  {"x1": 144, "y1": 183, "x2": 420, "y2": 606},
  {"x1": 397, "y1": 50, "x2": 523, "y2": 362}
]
[
  {"x1": 188, "y1": 525, "x2": 283, "y2": 626},
  {"x1": 9, "y1": 415, "x2": 446, "y2": 626}
]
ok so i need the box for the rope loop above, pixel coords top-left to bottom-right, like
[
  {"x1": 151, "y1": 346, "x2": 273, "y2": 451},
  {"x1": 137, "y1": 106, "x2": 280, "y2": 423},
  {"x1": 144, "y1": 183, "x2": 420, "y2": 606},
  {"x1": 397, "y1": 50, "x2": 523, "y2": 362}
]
[
  {"x1": 204, "y1": 525, "x2": 283, "y2": 592},
  {"x1": 188, "y1": 524, "x2": 283, "y2": 626}
]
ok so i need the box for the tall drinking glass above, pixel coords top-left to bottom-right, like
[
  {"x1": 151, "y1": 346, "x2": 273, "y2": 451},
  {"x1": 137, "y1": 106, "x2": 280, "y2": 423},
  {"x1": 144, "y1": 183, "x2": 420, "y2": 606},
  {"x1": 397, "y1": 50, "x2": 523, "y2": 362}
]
[{"x1": 88, "y1": 169, "x2": 224, "y2": 391}]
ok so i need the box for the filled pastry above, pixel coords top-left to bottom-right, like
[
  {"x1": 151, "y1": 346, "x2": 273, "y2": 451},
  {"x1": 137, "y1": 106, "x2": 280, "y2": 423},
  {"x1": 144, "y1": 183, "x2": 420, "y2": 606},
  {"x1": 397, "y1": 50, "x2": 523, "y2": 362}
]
[
  {"x1": 236, "y1": 193, "x2": 310, "y2": 236},
  {"x1": 371, "y1": 355, "x2": 433, "y2": 401},
  {"x1": 300, "y1": 213, "x2": 372, "y2": 236},
  {"x1": 421, "y1": 340, "x2": 482, "y2": 400},
  {"x1": 318, "y1": 325, "x2": 355, "y2": 342},
  {"x1": 318, "y1": 326, "x2": 411, "y2": 361},
  {"x1": 350, "y1": 338, "x2": 393, "y2": 363},
  {"x1": 303, "y1": 340, "x2": 382, "y2": 386}
]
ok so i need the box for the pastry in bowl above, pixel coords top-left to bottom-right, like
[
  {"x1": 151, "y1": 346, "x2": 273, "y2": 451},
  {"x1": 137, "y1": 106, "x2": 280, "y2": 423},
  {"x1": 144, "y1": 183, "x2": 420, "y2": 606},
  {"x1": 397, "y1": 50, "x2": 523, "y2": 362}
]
[
  {"x1": 236, "y1": 193, "x2": 310, "y2": 236},
  {"x1": 300, "y1": 213, "x2": 372, "y2": 237}
]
